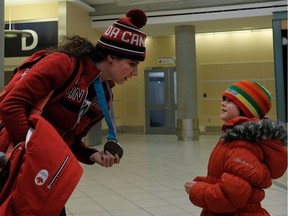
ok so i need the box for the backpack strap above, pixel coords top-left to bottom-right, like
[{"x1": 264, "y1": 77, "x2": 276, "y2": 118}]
[
  {"x1": 30, "y1": 91, "x2": 55, "y2": 115},
  {"x1": 15, "y1": 50, "x2": 48, "y2": 73},
  {"x1": 50, "y1": 59, "x2": 80, "y2": 101},
  {"x1": 0, "y1": 51, "x2": 49, "y2": 103}
]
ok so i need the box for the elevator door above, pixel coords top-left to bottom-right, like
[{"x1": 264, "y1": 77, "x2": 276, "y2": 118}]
[{"x1": 145, "y1": 67, "x2": 177, "y2": 134}]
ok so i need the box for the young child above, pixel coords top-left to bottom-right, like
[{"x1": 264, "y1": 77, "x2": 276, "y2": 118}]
[{"x1": 185, "y1": 80, "x2": 287, "y2": 215}]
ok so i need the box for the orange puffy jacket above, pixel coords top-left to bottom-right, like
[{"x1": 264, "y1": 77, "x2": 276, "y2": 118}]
[{"x1": 189, "y1": 117, "x2": 287, "y2": 216}]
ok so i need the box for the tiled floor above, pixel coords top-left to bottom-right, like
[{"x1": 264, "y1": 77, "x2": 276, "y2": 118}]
[{"x1": 66, "y1": 134, "x2": 287, "y2": 216}]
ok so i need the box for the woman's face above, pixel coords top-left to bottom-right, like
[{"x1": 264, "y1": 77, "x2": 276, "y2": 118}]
[
  {"x1": 108, "y1": 56, "x2": 139, "y2": 84},
  {"x1": 220, "y1": 97, "x2": 240, "y2": 122}
]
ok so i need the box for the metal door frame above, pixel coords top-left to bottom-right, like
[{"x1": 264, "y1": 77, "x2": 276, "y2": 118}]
[{"x1": 144, "y1": 67, "x2": 176, "y2": 134}]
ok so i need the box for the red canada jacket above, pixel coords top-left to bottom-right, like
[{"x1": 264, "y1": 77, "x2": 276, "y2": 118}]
[
  {"x1": 189, "y1": 116, "x2": 287, "y2": 216},
  {"x1": 0, "y1": 51, "x2": 114, "y2": 164}
]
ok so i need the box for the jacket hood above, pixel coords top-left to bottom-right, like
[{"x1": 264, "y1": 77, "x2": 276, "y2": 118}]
[
  {"x1": 222, "y1": 118, "x2": 287, "y2": 146},
  {"x1": 222, "y1": 118, "x2": 287, "y2": 179}
]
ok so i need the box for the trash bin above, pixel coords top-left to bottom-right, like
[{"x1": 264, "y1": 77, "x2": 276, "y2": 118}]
[{"x1": 85, "y1": 121, "x2": 102, "y2": 147}]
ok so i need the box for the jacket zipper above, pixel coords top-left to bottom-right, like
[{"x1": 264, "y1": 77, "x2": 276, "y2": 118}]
[{"x1": 47, "y1": 156, "x2": 69, "y2": 189}]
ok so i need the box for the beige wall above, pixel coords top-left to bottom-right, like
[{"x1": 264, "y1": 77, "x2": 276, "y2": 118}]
[
  {"x1": 3, "y1": 3, "x2": 276, "y2": 132},
  {"x1": 196, "y1": 29, "x2": 276, "y2": 128},
  {"x1": 4, "y1": 3, "x2": 58, "y2": 21},
  {"x1": 64, "y1": 2, "x2": 100, "y2": 43}
]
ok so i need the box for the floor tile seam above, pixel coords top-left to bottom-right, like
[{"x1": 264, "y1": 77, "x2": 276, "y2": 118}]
[
  {"x1": 94, "y1": 196, "x2": 155, "y2": 216},
  {"x1": 271, "y1": 180, "x2": 287, "y2": 190},
  {"x1": 91, "y1": 184, "x2": 190, "y2": 215}
]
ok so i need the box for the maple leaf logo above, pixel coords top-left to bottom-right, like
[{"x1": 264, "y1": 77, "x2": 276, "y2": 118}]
[
  {"x1": 36, "y1": 177, "x2": 44, "y2": 184},
  {"x1": 34, "y1": 169, "x2": 49, "y2": 186}
]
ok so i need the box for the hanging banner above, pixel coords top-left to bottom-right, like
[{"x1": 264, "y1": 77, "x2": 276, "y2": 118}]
[{"x1": 4, "y1": 21, "x2": 58, "y2": 57}]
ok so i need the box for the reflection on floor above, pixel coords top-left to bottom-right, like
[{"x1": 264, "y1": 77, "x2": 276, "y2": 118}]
[{"x1": 66, "y1": 134, "x2": 287, "y2": 216}]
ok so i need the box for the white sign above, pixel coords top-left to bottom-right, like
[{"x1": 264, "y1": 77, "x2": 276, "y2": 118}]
[{"x1": 157, "y1": 57, "x2": 176, "y2": 64}]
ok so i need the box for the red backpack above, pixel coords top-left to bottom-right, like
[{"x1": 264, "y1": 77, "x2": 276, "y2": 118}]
[{"x1": 0, "y1": 114, "x2": 83, "y2": 215}]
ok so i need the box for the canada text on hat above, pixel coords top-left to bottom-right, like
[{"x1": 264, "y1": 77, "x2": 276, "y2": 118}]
[
  {"x1": 95, "y1": 8, "x2": 147, "y2": 61},
  {"x1": 222, "y1": 80, "x2": 271, "y2": 119}
]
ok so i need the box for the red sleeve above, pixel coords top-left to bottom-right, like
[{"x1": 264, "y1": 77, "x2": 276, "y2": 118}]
[
  {"x1": 224, "y1": 147, "x2": 272, "y2": 188},
  {"x1": 70, "y1": 140, "x2": 98, "y2": 165},
  {"x1": 0, "y1": 53, "x2": 76, "y2": 144},
  {"x1": 190, "y1": 173, "x2": 251, "y2": 213}
]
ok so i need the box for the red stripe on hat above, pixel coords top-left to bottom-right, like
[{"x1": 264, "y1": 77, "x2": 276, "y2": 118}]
[
  {"x1": 253, "y1": 82, "x2": 272, "y2": 109},
  {"x1": 236, "y1": 81, "x2": 271, "y2": 116}
]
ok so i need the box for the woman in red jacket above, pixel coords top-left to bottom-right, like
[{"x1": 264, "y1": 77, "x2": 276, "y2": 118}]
[
  {"x1": 0, "y1": 8, "x2": 147, "y2": 216},
  {"x1": 185, "y1": 80, "x2": 287, "y2": 215}
]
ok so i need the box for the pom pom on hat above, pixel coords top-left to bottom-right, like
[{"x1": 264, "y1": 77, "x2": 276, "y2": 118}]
[
  {"x1": 126, "y1": 8, "x2": 147, "y2": 28},
  {"x1": 222, "y1": 80, "x2": 271, "y2": 119},
  {"x1": 95, "y1": 8, "x2": 147, "y2": 61}
]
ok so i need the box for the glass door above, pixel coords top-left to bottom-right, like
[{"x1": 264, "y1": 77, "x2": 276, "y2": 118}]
[{"x1": 145, "y1": 67, "x2": 177, "y2": 134}]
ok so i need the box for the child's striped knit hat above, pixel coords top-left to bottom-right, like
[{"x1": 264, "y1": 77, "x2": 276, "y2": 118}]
[{"x1": 222, "y1": 80, "x2": 271, "y2": 119}]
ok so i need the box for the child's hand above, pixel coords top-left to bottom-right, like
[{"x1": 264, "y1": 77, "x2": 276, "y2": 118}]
[{"x1": 184, "y1": 181, "x2": 196, "y2": 194}]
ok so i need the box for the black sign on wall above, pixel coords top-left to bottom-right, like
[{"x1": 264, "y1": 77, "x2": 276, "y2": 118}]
[{"x1": 4, "y1": 21, "x2": 58, "y2": 57}]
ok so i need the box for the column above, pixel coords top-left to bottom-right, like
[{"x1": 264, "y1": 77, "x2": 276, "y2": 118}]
[
  {"x1": 175, "y1": 25, "x2": 199, "y2": 141},
  {"x1": 272, "y1": 11, "x2": 287, "y2": 123},
  {"x1": 58, "y1": 1, "x2": 68, "y2": 39}
]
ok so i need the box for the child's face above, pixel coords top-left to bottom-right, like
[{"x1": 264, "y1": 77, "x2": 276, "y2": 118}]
[{"x1": 220, "y1": 97, "x2": 240, "y2": 122}]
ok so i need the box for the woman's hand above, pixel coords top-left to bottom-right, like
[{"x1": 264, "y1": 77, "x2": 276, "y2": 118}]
[
  {"x1": 90, "y1": 151, "x2": 120, "y2": 167},
  {"x1": 184, "y1": 181, "x2": 196, "y2": 194}
]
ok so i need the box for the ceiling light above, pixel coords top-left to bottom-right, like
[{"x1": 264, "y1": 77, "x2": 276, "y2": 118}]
[
  {"x1": 4, "y1": 0, "x2": 32, "y2": 38},
  {"x1": 117, "y1": 0, "x2": 143, "y2": 6},
  {"x1": 117, "y1": 0, "x2": 182, "y2": 6},
  {"x1": 5, "y1": 29, "x2": 32, "y2": 38}
]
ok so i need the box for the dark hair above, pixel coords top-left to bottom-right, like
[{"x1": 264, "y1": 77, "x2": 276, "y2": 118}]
[
  {"x1": 90, "y1": 48, "x2": 109, "y2": 62},
  {"x1": 48, "y1": 35, "x2": 95, "y2": 60},
  {"x1": 90, "y1": 47, "x2": 124, "y2": 63},
  {"x1": 49, "y1": 35, "x2": 123, "y2": 63},
  {"x1": 239, "y1": 109, "x2": 246, "y2": 117}
]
